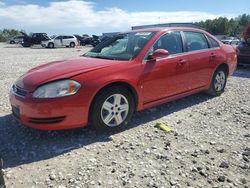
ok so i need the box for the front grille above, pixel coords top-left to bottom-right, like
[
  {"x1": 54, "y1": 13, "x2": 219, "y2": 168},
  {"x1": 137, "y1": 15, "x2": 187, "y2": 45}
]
[
  {"x1": 12, "y1": 85, "x2": 27, "y2": 97},
  {"x1": 28, "y1": 116, "x2": 65, "y2": 124}
]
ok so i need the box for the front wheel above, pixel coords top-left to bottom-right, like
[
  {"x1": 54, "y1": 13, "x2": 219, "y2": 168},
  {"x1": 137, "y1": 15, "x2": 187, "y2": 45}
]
[
  {"x1": 48, "y1": 42, "x2": 54, "y2": 48},
  {"x1": 90, "y1": 87, "x2": 135, "y2": 132},
  {"x1": 206, "y1": 67, "x2": 227, "y2": 96}
]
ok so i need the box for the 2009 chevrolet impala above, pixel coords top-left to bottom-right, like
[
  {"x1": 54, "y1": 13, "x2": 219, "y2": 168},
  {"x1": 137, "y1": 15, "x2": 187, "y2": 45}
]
[{"x1": 10, "y1": 27, "x2": 237, "y2": 131}]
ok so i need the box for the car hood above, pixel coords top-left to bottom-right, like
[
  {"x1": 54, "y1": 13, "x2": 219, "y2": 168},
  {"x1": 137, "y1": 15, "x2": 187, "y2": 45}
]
[{"x1": 16, "y1": 57, "x2": 121, "y2": 91}]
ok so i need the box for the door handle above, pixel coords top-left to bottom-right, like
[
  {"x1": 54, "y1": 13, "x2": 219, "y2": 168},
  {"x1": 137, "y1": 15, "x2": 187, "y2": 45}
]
[
  {"x1": 178, "y1": 59, "x2": 187, "y2": 66},
  {"x1": 210, "y1": 53, "x2": 216, "y2": 58}
]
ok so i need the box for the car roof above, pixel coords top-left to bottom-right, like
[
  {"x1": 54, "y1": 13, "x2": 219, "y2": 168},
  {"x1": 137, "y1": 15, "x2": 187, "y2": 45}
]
[
  {"x1": 55, "y1": 34, "x2": 75, "y2": 36},
  {"x1": 127, "y1": 27, "x2": 207, "y2": 33}
]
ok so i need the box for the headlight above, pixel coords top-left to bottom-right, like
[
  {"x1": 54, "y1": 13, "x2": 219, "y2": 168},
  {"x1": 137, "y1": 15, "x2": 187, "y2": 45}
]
[{"x1": 32, "y1": 80, "x2": 81, "y2": 98}]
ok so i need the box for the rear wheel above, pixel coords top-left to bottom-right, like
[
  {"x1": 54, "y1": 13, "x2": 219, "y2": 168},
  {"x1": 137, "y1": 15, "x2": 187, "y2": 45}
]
[
  {"x1": 90, "y1": 86, "x2": 135, "y2": 132},
  {"x1": 48, "y1": 42, "x2": 54, "y2": 48},
  {"x1": 69, "y1": 42, "x2": 75, "y2": 48},
  {"x1": 206, "y1": 67, "x2": 227, "y2": 96}
]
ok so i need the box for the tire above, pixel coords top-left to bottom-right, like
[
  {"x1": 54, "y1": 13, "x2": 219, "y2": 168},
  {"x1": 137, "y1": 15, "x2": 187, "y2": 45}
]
[
  {"x1": 90, "y1": 86, "x2": 135, "y2": 132},
  {"x1": 48, "y1": 42, "x2": 54, "y2": 48},
  {"x1": 206, "y1": 66, "x2": 228, "y2": 96},
  {"x1": 10, "y1": 41, "x2": 15, "y2": 44},
  {"x1": 21, "y1": 43, "x2": 31, "y2": 47},
  {"x1": 69, "y1": 42, "x2": 75, "y2": 48}
]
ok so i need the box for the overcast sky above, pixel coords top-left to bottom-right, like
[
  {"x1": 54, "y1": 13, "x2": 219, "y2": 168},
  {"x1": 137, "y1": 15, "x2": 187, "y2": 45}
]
[{"x1": 0, "y1": 0, "x2": 249, "y2": 35}]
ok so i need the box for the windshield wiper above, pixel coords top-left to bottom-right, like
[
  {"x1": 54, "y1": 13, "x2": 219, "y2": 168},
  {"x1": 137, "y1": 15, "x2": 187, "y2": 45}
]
[
  {"x1": 83, "y1": 54, "x2": 125, "y2": 60},
  {"x1": 94, "y1": 55, "x2": 117, "y2": 60}
]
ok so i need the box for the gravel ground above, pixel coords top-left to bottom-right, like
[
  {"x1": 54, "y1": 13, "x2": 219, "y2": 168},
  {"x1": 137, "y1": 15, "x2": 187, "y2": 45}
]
[{"x1": 0, "y1": 43, "x2": 249, "y2": 188}]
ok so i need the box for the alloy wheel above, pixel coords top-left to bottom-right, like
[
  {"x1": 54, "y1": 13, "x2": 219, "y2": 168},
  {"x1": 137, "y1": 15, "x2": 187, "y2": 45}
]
[
  {"x1": 214, "y1": 70, "x2": 226, "y2": 92},
  {"x1": 101, "y1": 94, "x2": 129, "y2": 127}
]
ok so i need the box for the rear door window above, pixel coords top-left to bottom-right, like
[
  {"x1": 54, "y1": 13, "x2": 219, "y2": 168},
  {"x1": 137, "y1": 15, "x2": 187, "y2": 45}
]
[
  {"x1": 207, "y1": 36, "x2": 220, "y2": 48},
  {"x1": 184, "y1": 32, "x2": 209, "y2": 51}
]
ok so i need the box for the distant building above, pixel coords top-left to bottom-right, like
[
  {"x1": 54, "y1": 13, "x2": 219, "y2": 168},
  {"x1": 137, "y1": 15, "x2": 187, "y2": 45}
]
[{"x1": 131, "y1": 23, "x2": 203, "y2": 30}]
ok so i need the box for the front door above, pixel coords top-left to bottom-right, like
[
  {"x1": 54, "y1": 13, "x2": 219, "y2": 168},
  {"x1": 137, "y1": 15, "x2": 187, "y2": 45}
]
[
  {"x1": 142, "y1": 31, "x2": 190, "y2": 104},
  {"x1": 54, "y1": 36, "x2": 63, "y2": 47}
]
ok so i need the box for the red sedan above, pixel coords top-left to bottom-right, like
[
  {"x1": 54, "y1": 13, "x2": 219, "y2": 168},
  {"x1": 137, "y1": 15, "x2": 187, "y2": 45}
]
[{"x1": 10, "y1": 27, "x2": 237, "y2": 131}]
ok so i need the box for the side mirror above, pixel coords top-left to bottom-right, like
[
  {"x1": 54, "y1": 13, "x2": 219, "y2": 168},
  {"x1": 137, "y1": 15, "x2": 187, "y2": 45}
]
[{"x1": 148, "y1": 49, "x2": 170, "y2": 61}]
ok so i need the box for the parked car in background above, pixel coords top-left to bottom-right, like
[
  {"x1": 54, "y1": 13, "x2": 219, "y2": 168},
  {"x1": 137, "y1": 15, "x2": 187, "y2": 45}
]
[
  {"x1": 10, "y1": 27, "x2": 237, "y2": 131},
  {"x1": 77, "y1": 34, "x2": 89, "y2": 46},
  {"x1": 21, "y1": 32, "x2": 50, "y2": 47},
  {"x1": 73, "y1": 34, "x2": 84, "y2": 44},
  {"x1": 41, "y1": 35, "x2": 77, "y2": 48},
  {"x1": 9, "y1": 35, "x2": 25, "y2": 44},
  {"x1": 221, "y1": 37, "x2": 240, "y2": 45},
  {"x1": 236, "y1": 39, "x2": 250, "y2": 66},
  {"x1": 80, "y1": 35, "x2": 100, "y2": 46}
]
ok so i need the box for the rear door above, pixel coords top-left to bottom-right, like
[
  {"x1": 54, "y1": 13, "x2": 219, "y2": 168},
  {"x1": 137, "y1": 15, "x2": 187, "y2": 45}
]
[
  {"x1": 182, "y1": 31, "x2": 215, "y2": 90},
  {"x1": 61, "y1": 36, "x2": 68, "y2": 46},
  {"x1": 206, "y1": 35, "x2": 225, "y2": 67},
  {"x1": 62, "y1": 36, "x2": 73, "y2": 46},
  {"x1": 68, "y1": 36, "x2": 75, "y2": 44},
  {"x1": 142, "y1": 31, "x2": 190, "y2": 103}
]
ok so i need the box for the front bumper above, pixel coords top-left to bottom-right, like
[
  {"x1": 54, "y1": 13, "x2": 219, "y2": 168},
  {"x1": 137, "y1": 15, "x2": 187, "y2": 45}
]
[
  {"x1": 9, "y1": 93, "x2": 89, "y2": 130},
  {"x1": 41, "y1": 43, "x2": 47, "y2": 47}
]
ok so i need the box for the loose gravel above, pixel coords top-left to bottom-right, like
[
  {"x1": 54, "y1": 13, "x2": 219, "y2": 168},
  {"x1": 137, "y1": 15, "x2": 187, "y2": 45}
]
[{"x1": 0, "y1": 43, "x2": 249, "y2": 188}]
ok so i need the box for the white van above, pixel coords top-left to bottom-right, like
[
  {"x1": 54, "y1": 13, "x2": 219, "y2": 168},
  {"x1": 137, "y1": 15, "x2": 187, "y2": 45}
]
[{"x1": 41, "y1": 35, "x2": 77, "y2": 48}]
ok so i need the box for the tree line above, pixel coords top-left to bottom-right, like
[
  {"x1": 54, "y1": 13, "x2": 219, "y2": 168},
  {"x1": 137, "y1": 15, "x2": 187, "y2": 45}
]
[
  {"x1": 196, "y1": 14, "x2": 250, "y2": 37},
  {"x1": 0, "y1": 14, "x2": 250, "y2": 42},
  {"x1": 0, "y1": 29, "x2": 22, "y2": 42}
]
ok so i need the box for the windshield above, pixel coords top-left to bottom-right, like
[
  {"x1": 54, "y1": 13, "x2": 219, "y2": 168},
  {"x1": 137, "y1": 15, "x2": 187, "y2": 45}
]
[{"x1": 84, "y1": 32, "x2": 155, "y2": 60}]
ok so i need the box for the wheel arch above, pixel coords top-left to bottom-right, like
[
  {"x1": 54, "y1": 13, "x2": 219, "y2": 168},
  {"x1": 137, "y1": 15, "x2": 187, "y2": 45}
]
[
  {"x1": 48, "y1": 42, "x2": 54, "y2": 48},
  {"x1": 88, "y1": 81, "x2": 139, "y2": 119},
  {"x1": 206, "y1": 62, "x2": 229, "y2": 91},
  {"x1": 92, "y1": 81, "x2": 138, "y2": 107},
  {"x1": 217, "y1": 63, "x2": 229, "y2": 76}
]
